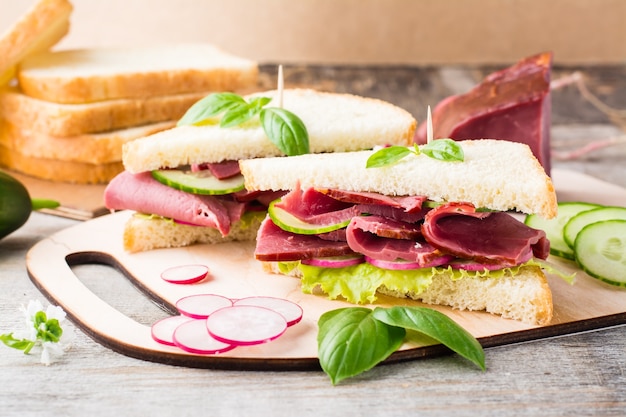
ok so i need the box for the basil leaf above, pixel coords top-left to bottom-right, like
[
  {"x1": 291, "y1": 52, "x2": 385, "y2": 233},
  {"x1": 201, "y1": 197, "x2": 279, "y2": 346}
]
[
  {"x1": 372, "y1": 306, "x2": 485, "y2": 370},
  {"x1": 177, "y1": 92, "x2": 246, "y2": 126},
  {"x1": 220, "y1": 101, "x2": 259, "y2": 128},
  {"x1": 366, "y1": 146, "x2": 412, "y2": 168},
  {"x1": 260, "y1": 107, "x2": 310, "y2": 156},
  {"x1": 421, "y1": 138, "x2": 464, "y2": 162},
  {"x1": 317, "y1": 307, "x2": 405, "y2": 385}
]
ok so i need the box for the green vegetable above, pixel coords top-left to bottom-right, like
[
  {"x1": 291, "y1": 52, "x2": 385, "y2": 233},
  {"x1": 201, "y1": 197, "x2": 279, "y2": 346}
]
[
  {"x1": 317, "y1": 307, "x2": 405, "y2": 385},
  {"x1": 268, "y1": 199, "x2": 350, "y2": 235},
  {"x1": 296, "y1": 260, "x2": 535, "y2": 305},
  {"x1": 574, "y1": 219, "x2": 626, "y2": 287},
  {"x1": 151, "y1": 169, "x2": 245, "y2": 195},
  {"x1": 524, "y1": 202, "x2": 601, "y2": 260},
  {"x1": 366, "y1": 139, "x2": 464, "y2": 168},
  {"x1": 0, "y1": 171, "x2": 59, "y2": 239},
  {"x1": 563, "y1": 206, "x2": 626, "y2": 250},
  {"x1": 177, "y1": 92, "x2": 309, "y2": 156},
  {"x1": 318, "y1": 306, "x2": 484, "y2": 384}
]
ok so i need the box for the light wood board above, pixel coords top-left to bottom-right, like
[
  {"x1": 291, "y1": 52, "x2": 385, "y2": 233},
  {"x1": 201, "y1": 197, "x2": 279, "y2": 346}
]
[{"x1": 25, "y1": 169, "x2": 626, "y2": 371}]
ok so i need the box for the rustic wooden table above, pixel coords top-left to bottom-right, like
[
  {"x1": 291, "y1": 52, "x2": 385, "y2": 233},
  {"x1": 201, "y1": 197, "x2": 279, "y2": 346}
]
[{"x1": 1, "y1": 64, "x2": 625, "y2": 417}]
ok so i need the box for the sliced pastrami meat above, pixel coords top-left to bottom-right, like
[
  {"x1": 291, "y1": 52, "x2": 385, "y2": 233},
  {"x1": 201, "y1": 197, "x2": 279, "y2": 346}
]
[
  {"x1": 320, "y1": 189, "x2": 427, "y2": 213},
  {"x1": 275, "y1": 185, "x2": 360, "y2": 225},
  {"x1": 104, "y1": 171, "x2": 242, "y2": 235},
  {"x1": 255, "y1": 218, "x2": 354, "y2": 262},
  {"x1": 346, "y1": 216, "x2": 445, "y2": 264},
  {"x1": 415, "y1": 52, "x2": 552, "y2": 174},
  {"x1": 421, "y1": 202, "x2": 549, "y2": 267},
  {"x1": 192, "y1": 160, "x2": 241, "y2": 179}
]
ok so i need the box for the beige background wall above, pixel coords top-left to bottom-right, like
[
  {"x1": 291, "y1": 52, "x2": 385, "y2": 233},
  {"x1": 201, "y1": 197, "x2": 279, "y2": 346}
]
[{"x1": 2, "y1": 0, "x2": 626, "y2": 65}]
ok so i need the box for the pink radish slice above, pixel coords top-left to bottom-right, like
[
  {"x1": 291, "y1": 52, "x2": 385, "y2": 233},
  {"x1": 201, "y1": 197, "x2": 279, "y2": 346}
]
[
  {"x1": 301, "y1": 255, "x2": 364, "y2": 268},
  {"x1": 176, "y1": 293, "x2": 233, "y2": 319},
  {"x1": 151, "y1": 315, "x2": 194, "y2": 346},
  {"x1": 173, "y1": 319, "x2": 235, "y2": 354},
  {"x1": 161, "y1": 264, "x2": 209, "y2": 284},
  {"x1": 233, "y1": 296, "x2": 303, "y2": 327},
  {"x1": 447, "y1": 260, "x2": 511, "y2": 271},
  {"x1": 364, "y1": 255, "x2": 454, "y2": 270},
  {"x1": 206, "y1": 305, "x2": 287, "y2": 346}
]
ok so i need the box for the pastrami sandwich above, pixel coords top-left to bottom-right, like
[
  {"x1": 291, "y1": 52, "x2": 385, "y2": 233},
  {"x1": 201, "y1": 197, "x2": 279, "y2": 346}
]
[
  {"x1": 104, "y1": 88, "x2": 417, "y2": 252},
  {"x1": 238, "y1": 139, "x2": 558, "y2": 325}
]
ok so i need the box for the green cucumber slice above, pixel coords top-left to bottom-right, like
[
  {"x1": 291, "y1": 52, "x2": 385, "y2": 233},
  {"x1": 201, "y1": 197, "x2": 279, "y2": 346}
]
[
  {"x1": 268, "y1": 200, "x2": 351, "y2": 235},
  {"x1": 524, "y1": 202, "x2": 601, "y2": 260},
  {"x1": 151, "y1": 169, "x2": 245, "y2": 195},
  {"x1": 574, "y1": 219, "x2": 626, "y2": 287},
  {"x1": 564, "y1": 206, "x2": 626, "y2": 249}
]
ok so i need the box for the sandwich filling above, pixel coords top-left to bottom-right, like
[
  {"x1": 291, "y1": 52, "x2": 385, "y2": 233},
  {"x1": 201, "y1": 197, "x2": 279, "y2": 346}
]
[
  {"x1": 104, "y1": 161, "x2": 284, "y2": 235},
  {"x1": 255, "y1": 184, "x2": 551, "y2": 304}
]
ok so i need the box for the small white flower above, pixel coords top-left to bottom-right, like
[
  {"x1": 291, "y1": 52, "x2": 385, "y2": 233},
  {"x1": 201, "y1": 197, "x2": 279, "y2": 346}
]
[{"x1": 1, "y1": 299, "x2": 73, "y2": 365}]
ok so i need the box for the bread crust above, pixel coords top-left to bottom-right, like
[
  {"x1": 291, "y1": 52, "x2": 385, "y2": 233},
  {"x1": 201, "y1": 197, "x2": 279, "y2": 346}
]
[
  {"x1": 0, "y1": 144, "x2": 122, "y2": 184},
  {"x1": 0, "y1": 0, "x2": 72, "y2": 86},
  {"x1": 0, "y1": 88, "x2": 209, "y2": 136},
  {"x1": 17, "y1": 44, "x2": 259, "y2": 103},
  {"x1": 0, "y1": 120, "x2": 175, "y2": 164}
]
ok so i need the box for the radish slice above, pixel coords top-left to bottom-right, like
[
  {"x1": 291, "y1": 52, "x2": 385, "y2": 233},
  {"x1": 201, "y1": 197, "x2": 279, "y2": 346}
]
[
  {"x1": 206, "y1": 305, "x2": 287, "y2": 346},
  {"x1": 173, "y1": 319, "x2": 235, "y2": 354},
  {"x1": 161, "y1": 264, "x2": 209, "y2": 284},
  {"x1": 233, "y1": 296, "x2": 303, "y2": 327},
  {"x1": 446, "y1": 260, "x2": 510, "y2": 271},
  {"x1": 301, "y1": 255, "x2": 364, "y2": 268},
  {"x1": 365, "y1": 255, "x2": 454, "y2": 270},
  {"x1": 151, "y1": 315, "x2": 194, "y2": 346},
  {"x1": 176, "y1": 293, "x2": 233, "y2": 319}
]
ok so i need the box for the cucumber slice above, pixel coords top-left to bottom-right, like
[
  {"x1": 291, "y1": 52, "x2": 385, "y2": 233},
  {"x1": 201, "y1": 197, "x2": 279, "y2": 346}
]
[
  {"x1": 574, "y1": 219, "x2": 626, "y2": 287},
  {"x1": 151, "y1": 169, "x2": 245, "y2": 195},
  {"x1": 524, "y1": 202, "x2": 600, "y2": 260},
  {"x1": 564, "y1": 206, "x2": 626, "y2": 249},
  {"x1": 268, "y1": 200, "x2": 351, "y2": 235}
]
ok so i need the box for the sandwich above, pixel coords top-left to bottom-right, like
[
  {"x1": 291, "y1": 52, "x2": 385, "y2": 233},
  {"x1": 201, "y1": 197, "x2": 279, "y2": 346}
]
[
  {"x1": 104, "y1": 88, "x2": 417, "y2": 252},
  {"x1": 238, "y1": 139, "x2": 558, "y2": 325}
]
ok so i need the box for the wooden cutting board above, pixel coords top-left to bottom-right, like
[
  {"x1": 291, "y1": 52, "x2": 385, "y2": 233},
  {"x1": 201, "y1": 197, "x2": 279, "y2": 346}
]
[{"x1": 26, "y1": 169, "x2": 626, "y2": 371}]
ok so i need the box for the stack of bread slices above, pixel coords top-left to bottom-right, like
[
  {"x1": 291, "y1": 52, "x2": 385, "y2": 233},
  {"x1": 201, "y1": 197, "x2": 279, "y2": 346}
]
[{"x1": 0, "y1": 0, "x2": 258, "y2": 184}]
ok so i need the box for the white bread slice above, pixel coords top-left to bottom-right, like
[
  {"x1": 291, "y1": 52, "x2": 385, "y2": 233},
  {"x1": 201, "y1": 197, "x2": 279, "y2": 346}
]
[
  {"x1": 264, "y1": 262, "x2": 552, "y2": 325},
  {"x1": 17, "y1": 44, "x2": 259, "y2": 103},
  {"x1": 0, "y1": 120, "x2": 175, "y2": 164},
  {"x1": 0, "y1": 144, "x2": 121, "y2": 184},
  {"x1": 0, "y1": 87, "x2": 210, "y2": 136},
  {"x1": 0, "y1": 0, "x2": 72, "y2": 86},
  {"x1": 122, "y1": 212, "x2": 265, "y2": 253},
  {"x1": 122, "y1": 88, "x2": 417, "y2": 174},
  {"x1": 240, "y1": 139, "x2": 557, "y2": 218}
]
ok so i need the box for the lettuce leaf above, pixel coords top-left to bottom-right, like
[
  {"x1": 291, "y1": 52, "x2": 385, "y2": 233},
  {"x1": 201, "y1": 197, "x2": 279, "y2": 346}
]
[{"x1": 288, "y1": 260, "x2": 562, "y2": 305}]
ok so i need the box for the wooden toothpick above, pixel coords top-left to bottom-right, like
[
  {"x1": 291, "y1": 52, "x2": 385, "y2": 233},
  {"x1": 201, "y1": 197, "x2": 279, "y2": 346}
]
[
  {"x1": 426, "y1": 105, "x2": 433, "y2": 144},
  {"x1": 277, "y1": 65, "x2": 284, "y2": 108}
]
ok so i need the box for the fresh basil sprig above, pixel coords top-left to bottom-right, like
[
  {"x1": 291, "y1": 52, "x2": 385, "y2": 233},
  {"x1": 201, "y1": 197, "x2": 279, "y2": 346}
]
[
  {"x1": 317, "y1": 305, "x2": 485, "y2": 385},
  {"x1": 177, "y1": 92, "x2": 310, "y2": 156},
  {"x1": 366, "y1": 139, "x2": 464, "y2": 168}
]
